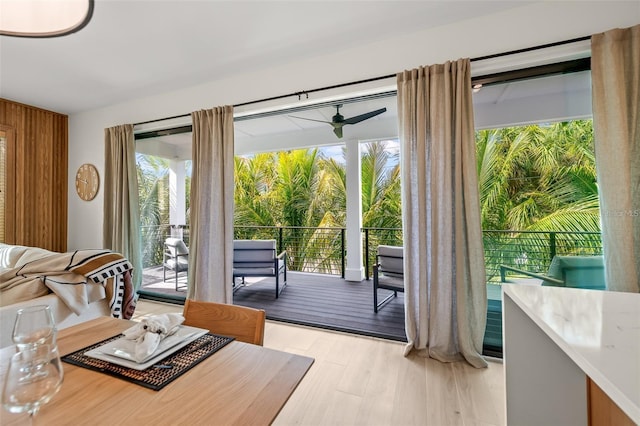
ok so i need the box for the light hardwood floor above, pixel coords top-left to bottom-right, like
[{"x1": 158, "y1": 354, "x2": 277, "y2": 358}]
[{"x1": 135, "y1": 300, "x2": 506, "y2": 426}]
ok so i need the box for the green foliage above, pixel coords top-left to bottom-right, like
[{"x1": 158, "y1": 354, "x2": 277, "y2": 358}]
[
  {"x1": 477, "y1": 120, "x2": 602, "y2": 279},
  {"x1": 139, "y1": 120, "x2": 601, "y2": 280},
  {"x1": 232, "y1": 121, "x2": 600, "y2": 277},
  {"x1": 477, "y1": 120, "x2": 598, "y2": 233},
  {"x1": 234, "y1": 153, "x2": 278, "y2": 229},
  {"x1": 136, "y1": 153, "x2": 170, "y2": 267},
  {"x1": 361, "y1": 142, "x2": 402, "y2": 231},
  {"x1": 233, "y1": 142, "x2": 401, "y2": 274}
]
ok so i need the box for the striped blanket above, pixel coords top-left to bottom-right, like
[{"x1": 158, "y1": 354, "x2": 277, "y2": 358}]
[{"x1": 0, "y1": 249, "x2": 136, "y2": 319}]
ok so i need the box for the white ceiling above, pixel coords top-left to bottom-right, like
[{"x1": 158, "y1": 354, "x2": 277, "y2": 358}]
[
  {"x1": 136, "y1": 69, "x2": 593, "y2": 159},
  {"x1": 2, "y1": 0, "x2": 594, "y2": 158},
  {"x1": 0, "y1": 0, "x2": 530, "y2": 115},
  {"x1": 136, "y1": 95, "x2": 400, "y2": 158}
]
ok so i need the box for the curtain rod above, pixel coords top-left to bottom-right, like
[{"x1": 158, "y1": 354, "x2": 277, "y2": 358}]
[{"x1": 134, "y1": 34, "x2": 591, "y2": 127}]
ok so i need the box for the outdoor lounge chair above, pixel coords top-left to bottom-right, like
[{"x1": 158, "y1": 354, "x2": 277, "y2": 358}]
[
  {"x1": 163, "y1": 237, "x2": 189, "y2": 291},
  {"x1": 500, "y1": 255, "x2": 605, "y2": 290},
  {"x1": 233, "y1": 239, "x2": 287, "y2": 298},
  {"x1": 373, "y1": 245, "x2": 404, "y2": 312}
]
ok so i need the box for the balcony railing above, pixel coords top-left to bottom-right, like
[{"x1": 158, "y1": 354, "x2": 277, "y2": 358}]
[
  {"x1": 141, "y1": 224, "x2": 602, "y2": 282},
  {"x1": 481, "y1": 230, "x2": 603, "y2": 282},
  {"x1": 362, "y1": 228, "x2": 602, "y2": 280},
  {"x1": 141, "y1": 224, "x2": 191, "y2": 268},
  {"x1": 235, "y1": 225, "x2": 346, "y2": 277}
]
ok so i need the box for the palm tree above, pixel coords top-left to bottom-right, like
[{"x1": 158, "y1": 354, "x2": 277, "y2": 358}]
[
  {"x1": 234, "y1": 153, "x2": 278, "y2": 237},
  {"x1": 274, "y1": 148, "x2": 343, "y2": 273},
  {"x1": 477, "y1": 120, "x2": 601, "y2": 278},
  {"x1": 233, "y1": 142, "x2": 404, "y2": 275},
  {"x1": 358, "y1": 141, "x2": 403, "y2": 274},
  {"x1": 233, "y1": 149, "x2": 341, "y2": 273},
  {"x1": 361, "y1": 141, "x2": 402, "y2": 233},
  {"x1": 136, "y1": 153, "x2": 170, "y2": 267}
]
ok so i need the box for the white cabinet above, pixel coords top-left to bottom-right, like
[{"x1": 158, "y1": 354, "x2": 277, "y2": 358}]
[{"x1": 502, "y1": 284, "x2": 639, "y2": 425}]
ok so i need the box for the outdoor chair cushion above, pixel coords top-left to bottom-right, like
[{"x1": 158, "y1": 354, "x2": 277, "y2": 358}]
[
  {"x1": 374, "y1": 245, "x2": 404, "y2": 312},
  {"x1": 500, "y1": 255, "x2": 605, "y2": 290},
  {"x1": 232, "y1": 239, "x2": 287, "y2": 298},
  {"x1": 233, "y1": 263, "x2": 283, "y2": 276},
  {"x1": 377, "y1": 245, "x2": 404, "y2": 279},
  {"x1": 164, "y1": 238, "x2": 189, "y2": 272},
  {"x1": 546, "y1": 255, "x2": 605, "y2": 289},
  {"x1": 376, "y1": 274, "x2": 404, "y2": 290}
]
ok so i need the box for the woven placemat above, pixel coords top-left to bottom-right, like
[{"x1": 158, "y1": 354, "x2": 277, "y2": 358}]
[{"x1": 62, "y1": 333, "x2": 234, "y2": 391}]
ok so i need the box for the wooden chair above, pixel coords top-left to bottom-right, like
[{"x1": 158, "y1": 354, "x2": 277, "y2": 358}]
[{"x1": 182, "y1": 299, "x2": 266, "y2": 346}]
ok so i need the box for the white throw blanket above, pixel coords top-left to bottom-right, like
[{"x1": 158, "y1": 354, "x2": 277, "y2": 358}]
[
  {"x1": 0, "y1": 247, "x2": 136, "y2": 319},
  {"x1": 122, "y1": 314, "x2": 185, "y2": 362}
]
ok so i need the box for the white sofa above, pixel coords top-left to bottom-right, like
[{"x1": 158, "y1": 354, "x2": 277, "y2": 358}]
[
  {"x1": 0, "y1": 244, "x2": 111, "y2": 348},
  {"x1": 0, "y1": 293, "x2": 110, "y2": 348}
]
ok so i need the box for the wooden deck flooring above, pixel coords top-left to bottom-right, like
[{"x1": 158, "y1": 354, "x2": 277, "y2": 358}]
[
  {"x1": 233, "y1": 272, "x2": 406, "y2": 342},
  {"x1": 139, "y1": 269, "x2": 406, "y2": 342}
]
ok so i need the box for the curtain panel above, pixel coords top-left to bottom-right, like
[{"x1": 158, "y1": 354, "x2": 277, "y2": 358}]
[
  {"x1": 592, "y1": 24, "x2": 640, "y2": 293},
  {"x1": 188, "y1": 106, "x2": 235, "y2": 303},
  {"x1": 397, "y1": 59, "x2": 487, "y2": 368},
  {"x1": 103, "y1": 124, "x2": 143, "y2": 291}
]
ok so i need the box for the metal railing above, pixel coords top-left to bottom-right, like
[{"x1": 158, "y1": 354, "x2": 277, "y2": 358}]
[
  {"x1": 362, "y1": 227, "x2": 403, "y2": 280},
  {"x1": 141, "y1": 224, "x2": 602, "y2": 282},
  {"x1": 361, "y1": 228, "x2": 603, "y2": 280},
  {"x1": 481, "y1": 230, "x2": 603, "y2": 281},
  {"x1": 234, "y1": 225, "x2": 346, "y2": 277},
  {"x1": 140, "y1": 224, "x2": 190, "y2": 268}
]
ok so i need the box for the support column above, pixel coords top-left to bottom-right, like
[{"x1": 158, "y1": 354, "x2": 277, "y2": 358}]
[
  {"x1": 344, "y1": 139, "x2": 364, "y2": 282},
  {"x1": 169, "y1": 160, "x2": 187, "y2": 238}
]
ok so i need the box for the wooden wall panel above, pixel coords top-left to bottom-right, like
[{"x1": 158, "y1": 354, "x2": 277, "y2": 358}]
[
  {"x1": 0, "y1": 98, "x2": 68, "y2": 252},
  {"x1": 0, "y1": 124, "x2": 16, "y2": 244},
  {"x1": 51, "y1": 114, "x2": 68, "y2": 251}
]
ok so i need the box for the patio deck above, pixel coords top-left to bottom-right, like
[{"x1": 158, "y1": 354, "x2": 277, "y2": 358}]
[
  {"x1": 140, "y1": 266, "x2": 504, "y2": 351},
  {"x1": 139, "y1": 268, "x2": 407, "y2": 341}
]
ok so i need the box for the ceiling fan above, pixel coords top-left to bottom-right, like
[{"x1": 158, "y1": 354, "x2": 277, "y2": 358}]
[{"x1": 289, "y1": 104, "x2": 387, "y2": 138}]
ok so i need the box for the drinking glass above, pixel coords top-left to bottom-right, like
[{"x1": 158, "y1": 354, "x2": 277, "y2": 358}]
[
  {"x1": 2, "y1": 344, "x2": 64, "y2": 420},
  {"x1": 12, "y1": 305, "x2": 57, "y2": 350}
]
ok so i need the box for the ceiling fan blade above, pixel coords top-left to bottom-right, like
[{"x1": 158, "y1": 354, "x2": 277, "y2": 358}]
[
  {"x1": 291, "y1": 105, "x2": 386, "y2": 139},
  {"x1": 343, "y1": 107, "x2": 387, "y2": 125},
  {"x1": 288, "y1": 115, "x2": 332, "y2": 124}
]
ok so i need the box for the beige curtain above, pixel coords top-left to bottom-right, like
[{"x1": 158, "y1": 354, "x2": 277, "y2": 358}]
[
  {"x1": 103, "y1": 124, "x2": 143, "y2": 290},
  {"x1": 592, "y1": 25, "x2": 640, "y2": 293},
  {"x1": 397, "y1": 59, "x2": 487, "y2": 368},
  {"x1": 188, "y1": 106, "x2": 234, "y2": 303}
]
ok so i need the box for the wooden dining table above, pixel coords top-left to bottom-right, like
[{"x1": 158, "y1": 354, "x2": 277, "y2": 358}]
[{"x1": 0, "y1": 317, "x2": 314, "y2": 425}]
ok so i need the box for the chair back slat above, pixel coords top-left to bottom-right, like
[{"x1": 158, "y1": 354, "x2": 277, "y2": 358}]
[
  {"x1": 233, "y1": 240, "x2": 277, "y2": 267},
  {"x1": 377, "y1": 245, "x2": 404, "y2": 277},
  {"x1": 165, "y1": 237, "x2": 189, "y2": 255},
  {"x1": 183, "y1": 299, "x2": 266, "y2": 346}
]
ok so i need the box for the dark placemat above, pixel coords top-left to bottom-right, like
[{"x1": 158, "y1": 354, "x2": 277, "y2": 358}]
[{"x1": 62, "y1": 333, "x2": 234, "y2": 391}]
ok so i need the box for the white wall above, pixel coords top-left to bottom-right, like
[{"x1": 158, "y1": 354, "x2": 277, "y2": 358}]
[{"x1": 67, "y1": 2, "x2": 640, "y2": 249}]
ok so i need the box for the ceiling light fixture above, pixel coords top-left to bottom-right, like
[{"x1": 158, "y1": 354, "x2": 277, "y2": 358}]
[
  {"x1": 0, "y1": 0, "x2": 94, "y2": 38},
  {"x1": 472, "y1": 83, "x2": 483, "y2": 93}
]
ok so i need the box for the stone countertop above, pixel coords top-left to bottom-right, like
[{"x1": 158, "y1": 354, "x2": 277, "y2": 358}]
[{"x1": 502, "y1": 284, "x2": 640, "y2": 423}]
